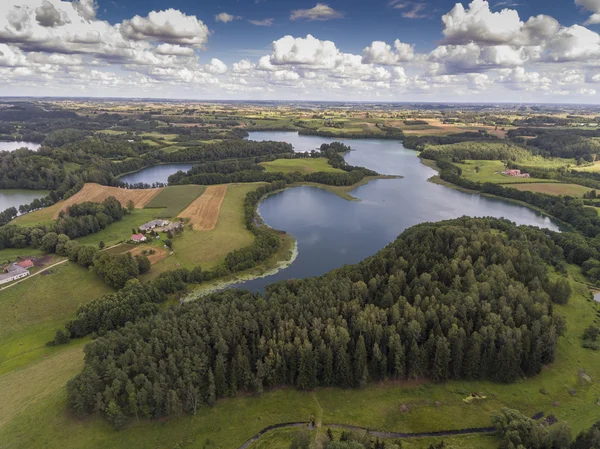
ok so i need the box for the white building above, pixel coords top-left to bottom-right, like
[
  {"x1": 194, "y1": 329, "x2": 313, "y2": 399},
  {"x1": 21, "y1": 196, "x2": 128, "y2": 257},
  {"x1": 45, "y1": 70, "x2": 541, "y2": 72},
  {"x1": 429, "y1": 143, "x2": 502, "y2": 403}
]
[{"x1": 0, "y1": 263, "x2": 30, "y2": 285}]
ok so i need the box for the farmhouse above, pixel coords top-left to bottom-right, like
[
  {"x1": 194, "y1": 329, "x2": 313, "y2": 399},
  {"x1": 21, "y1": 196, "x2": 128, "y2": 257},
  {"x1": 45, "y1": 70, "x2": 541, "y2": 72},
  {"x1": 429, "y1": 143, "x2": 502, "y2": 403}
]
[
  {"x1": 139, "y1": 219, "x2": 170, "y2": 231},
  {"x1": 0, "y1": 262, "x2": 31, "y2": 285},
  {"x1": 131, "y1": 233, "x2": 147, "y2": 242},
  {"x1": 502, "y1": 169, "x2": 530, "y2": 178},
  {"x1": 161, "y1": 221, "x2": 184, "y2": 232}
]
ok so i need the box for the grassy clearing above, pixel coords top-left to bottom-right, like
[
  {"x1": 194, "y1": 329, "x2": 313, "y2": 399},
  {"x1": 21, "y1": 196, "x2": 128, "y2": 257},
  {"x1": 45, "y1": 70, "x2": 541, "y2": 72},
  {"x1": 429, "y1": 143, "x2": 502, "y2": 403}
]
[
  {"x1": 161, "y1": 145, "x2": 186, "y2": 153},
  {"x1": 146, "y1": 183, "x2": 258, "y2": 276},
  {"x1": 260, "y1": 158, "x2": 345, "y2": 174},
  {"x1": 505, "y1": 182, "x2": 592, "y2": 197},
  {"x1": 139, "y1": 132, "x2": 178, "y2": 141},
  {"x1": 455, "y1": 160, "x2": 550, "y2": 184},
  {"x1": 517, "y1": 155, "x2": 576, "y2": 169},
  {"x1": 0, "y1": 247, "x2": 45, "y2": 265},
  {"x1": 0, "y1": 262, "x2": 113, "y2": 374},
  {"x1": 76, "y1": 208, "x2": 164, "y2": 247},
  {"x1": 144, "y1": 185, "x2": 206, "y2": 218}
]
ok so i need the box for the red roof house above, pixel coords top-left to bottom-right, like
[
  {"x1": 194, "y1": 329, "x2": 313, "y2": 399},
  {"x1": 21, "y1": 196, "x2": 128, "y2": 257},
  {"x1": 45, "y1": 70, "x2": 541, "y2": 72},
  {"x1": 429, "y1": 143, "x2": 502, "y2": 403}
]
[
  {"x1": 131, "y1": 234, "x2": 147, "y2": 242},
  {"x1": 16, "y1": 259, "x2": 34, "y2": 269}
]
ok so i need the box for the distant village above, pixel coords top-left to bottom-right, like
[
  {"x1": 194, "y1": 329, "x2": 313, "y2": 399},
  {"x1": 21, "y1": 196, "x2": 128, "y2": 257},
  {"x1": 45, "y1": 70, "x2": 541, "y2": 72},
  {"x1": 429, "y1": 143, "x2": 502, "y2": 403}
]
[{"x1": 130, "y1": 219, "x2": 183, "y2": 243}]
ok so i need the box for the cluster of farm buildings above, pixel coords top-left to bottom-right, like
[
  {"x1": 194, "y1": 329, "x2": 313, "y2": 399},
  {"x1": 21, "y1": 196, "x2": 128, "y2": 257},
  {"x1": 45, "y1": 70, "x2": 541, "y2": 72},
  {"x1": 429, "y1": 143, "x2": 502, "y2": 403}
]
[
  {"x1": 131, "y1": 219, "x2": 183, "y2": 243},
  {"x1": 502, "y1": 169, "x2": 530, "y2": 178},
  {"x1": 0, "y1": 259, "x2": 34, "y2": 285}
]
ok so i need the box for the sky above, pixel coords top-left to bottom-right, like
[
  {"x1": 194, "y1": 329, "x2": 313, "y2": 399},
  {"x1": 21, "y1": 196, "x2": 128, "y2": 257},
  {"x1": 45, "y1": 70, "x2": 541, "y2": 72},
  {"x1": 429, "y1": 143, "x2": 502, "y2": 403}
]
[{"x1": 1, "y1": 0, "x2": 600, "y2": 103}]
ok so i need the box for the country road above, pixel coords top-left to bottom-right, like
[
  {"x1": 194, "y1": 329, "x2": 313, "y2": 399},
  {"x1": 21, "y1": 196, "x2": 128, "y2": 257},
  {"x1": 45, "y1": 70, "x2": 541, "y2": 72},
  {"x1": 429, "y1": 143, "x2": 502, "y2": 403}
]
[{"x1": 0, "y1": 243, "x2": 124, "y2": 292}]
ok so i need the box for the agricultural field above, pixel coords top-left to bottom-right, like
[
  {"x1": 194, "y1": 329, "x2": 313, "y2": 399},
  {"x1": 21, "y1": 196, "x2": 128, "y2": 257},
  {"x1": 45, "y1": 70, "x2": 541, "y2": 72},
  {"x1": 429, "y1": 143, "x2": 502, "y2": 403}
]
[
  {"x1": 0, "y1": 269, "x2": 598, "y2": 449},
  {"x1": 148, "y1": 183, "x2": 257, "y2": 275},
  {"x1": 144, "y1": 184, "x2": 206, "y2": 218},
  {"x1": 178, "y1": 184, "x2": 227, "y2": 230},
  {"x1": 505, "y1": 182, "x2": 593, "y2": 197},
  {"x1": 259, "y1": 158, "x2": 344, "y2": 174},
  {"x1": 12, "y1": 183, "x2": 163, "y2": 225}
]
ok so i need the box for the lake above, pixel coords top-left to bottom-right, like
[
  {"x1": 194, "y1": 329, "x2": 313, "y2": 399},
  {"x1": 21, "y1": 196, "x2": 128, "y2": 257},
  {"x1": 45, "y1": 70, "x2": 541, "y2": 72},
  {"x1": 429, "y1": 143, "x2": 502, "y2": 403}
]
[
  {"x1": 0, "y1": 141, "x2": 41, "y2": 152},
  {"x1": 0, "y1": 190, "x2": 49, "y2": 211},
  {"x1": 119, "y1": 163, "x2": 195, "y2": 185},
  {"x1": 231, "y1": 132, "x2": 561, "y2": 292}
]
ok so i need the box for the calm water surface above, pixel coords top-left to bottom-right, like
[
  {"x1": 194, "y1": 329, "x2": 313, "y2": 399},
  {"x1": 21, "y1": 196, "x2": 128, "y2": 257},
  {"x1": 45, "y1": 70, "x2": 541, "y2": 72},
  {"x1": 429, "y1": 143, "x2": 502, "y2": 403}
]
[
  {"x1": 0, "y1": 190, "x2": 48, "y2": 211},
  {"x1": 0, "y1": 141, "x2": 41, "y2": 152},
  {"x1": 234, "y1": 132, "x2": 561, "y2": 292},
  {"x1": 120, "y1": 163, "x2": 194, "y2": 185}
]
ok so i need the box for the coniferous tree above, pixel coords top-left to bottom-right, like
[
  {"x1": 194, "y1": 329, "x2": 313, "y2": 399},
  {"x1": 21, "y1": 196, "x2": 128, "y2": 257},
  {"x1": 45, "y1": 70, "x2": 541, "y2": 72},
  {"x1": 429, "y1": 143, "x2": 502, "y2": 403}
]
[{"x1": 432, "y1": 337, "x2": 451, "y2": 383}]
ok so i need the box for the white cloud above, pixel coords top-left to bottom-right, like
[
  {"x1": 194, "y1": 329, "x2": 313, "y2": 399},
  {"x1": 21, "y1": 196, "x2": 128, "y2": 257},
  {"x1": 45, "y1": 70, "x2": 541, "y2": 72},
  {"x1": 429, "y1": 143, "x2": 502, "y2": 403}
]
[
  {"x1": 154, "y1": 43, "x2": 195, "y2": 57},
  {"x1": 232, "y1": 59, "x2": 255, "y2": 73},
  {"x1": 204, "y1": 58, "x2": 227, "y2": 75},
  {"x1": 215, "y1": 12, "x2": 240, "y2": 23},
  {"x1": 269, "y1": 35, "x2": 341, "y2": 68},
  {"x1": 442, "y1": 0, "x2": 523, "y2": 45},
  {"x1": 121, "y1": 9, "x2": 209, "y2": 48},
  {"x1": 290, "y1": 3, "x2": 343, "y2": 21},
  {"x1": 542, "y1": 25, "x2": 600, "y2": 62},
  {"x1": 248, "y1": 18, "x2": 274, "y2": 26},
  {"x1": 362, "y1": 40, "x2": 414, "y2": 65}
]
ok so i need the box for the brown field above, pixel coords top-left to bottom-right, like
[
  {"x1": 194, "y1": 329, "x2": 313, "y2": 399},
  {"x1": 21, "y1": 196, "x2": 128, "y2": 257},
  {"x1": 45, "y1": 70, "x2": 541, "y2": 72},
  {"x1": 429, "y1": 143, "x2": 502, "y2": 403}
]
[
  {"x1": 178, "y1": 185, "x2": 227, "y2": 230},
  {"x1": 52, "y1": 183, "x2": 162, "y2": 219},
  {"x1": 126, "y1": 245, "x2": 169, "y2": 264},
  {"x1": 504, "y1": 182, "x2": 592, "y2": 197}
]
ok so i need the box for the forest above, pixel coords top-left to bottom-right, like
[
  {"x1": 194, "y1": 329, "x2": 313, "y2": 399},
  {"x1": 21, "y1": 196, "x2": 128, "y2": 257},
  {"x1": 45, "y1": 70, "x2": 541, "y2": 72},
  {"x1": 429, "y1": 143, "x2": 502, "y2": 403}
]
[{"x1": 66, "y1": 217, "x2": 570, "y2": 427}]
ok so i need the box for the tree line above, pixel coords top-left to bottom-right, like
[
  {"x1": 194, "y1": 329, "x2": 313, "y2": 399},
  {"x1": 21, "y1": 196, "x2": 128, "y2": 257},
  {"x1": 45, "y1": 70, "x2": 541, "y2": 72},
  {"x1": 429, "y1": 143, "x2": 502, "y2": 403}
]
[
  {"x1": 0, "y1": 196, "x2": 126, "y2": 251},
  {"x1": 66, "y1": 217, "x2": 569, "y2": 427}
]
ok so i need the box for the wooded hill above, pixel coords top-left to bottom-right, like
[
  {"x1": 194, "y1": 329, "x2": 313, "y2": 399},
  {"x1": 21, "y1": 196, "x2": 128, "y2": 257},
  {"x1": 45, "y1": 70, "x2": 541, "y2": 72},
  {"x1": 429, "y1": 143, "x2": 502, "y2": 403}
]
[{"x1": 67, "y1": 217, "x2": 569, "y2": 428}]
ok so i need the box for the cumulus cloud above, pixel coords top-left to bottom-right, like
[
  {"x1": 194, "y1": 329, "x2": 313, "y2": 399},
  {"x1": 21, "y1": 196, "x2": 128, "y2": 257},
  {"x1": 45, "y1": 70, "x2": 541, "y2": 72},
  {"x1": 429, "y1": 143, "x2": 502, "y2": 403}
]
[
  {"x1": 35, "y1": 1, "x2": 70, "y2": 27},
  {"x1": 542, "y1": 25, "x2": 600, "y2": 62},
  {"x1": 232, "y1": 59, "x2": 255, "y2": 73},
  {"x1": 269, "y1": 35, "x2": 341, "y2": 67},
  {"x1": 204, "y1": 58, "x2": 227, "y2": 75},
  {"x1": 362, "y1": 40, "x2": 415, "y2": 65},
  {"x1": 290, "y1": 3, "x2": 343, "y2": 21},
  {"x1": 248, "y1": 18, "x2": 274, "y2": 26},
  {"x1": 121, "y1": 9, "x2": 209, "y2": 48},
  {"x1": 215, "y1": 12, "x2": 240, "y2": 23},
  {"x1": 576, "y1": 0, "x2": 600, "y2": 24}
]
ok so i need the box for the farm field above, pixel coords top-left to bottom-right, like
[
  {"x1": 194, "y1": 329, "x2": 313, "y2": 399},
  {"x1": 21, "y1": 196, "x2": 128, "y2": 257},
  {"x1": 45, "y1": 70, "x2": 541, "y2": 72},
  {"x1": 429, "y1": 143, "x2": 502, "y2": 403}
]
[
  {"x1": 455, "y1": 160, "x2": 550, "y2": 184},
  {"x1": 178, "y1": 184, "x2": 227, "y2": 230},
  {"x1": 259, "y1": 157, "x2": 344, "y2": 174},
  {"x1": 11, "y1": 183, "x2": 163, "y2": 225},
  {"x1": 144, "y1": 184, "x2": 206, "y2": 217},
  {"x1": 148, "y1": 183, "x2": 257, "y2": 276},
  {"x1": 1, "y1": 270, "x2": 598, "y2": 449},
  {"x1": 505, "y1": 182, "x2": 592, "y2": 197}
]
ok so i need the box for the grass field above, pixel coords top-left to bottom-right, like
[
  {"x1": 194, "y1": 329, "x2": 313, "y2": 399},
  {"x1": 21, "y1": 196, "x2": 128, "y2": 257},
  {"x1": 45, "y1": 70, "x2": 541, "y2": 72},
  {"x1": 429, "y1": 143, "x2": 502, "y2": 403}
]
[
  {"x1": 12, "y1": 183, "x2": 163, "y2": 225},
  {"x1": 76, "y1": 208, "x2": 164, "y2": 247},
  {"x1": 455, "y1": 160, "x2": 550, "y2": 184},
  {"x1": 573, "y1": 161, "x2": 600, "y2": 172},
  {"x1": 0, "y1": 247, "x2": 45, "y2": 265},
  {"x1": 144, "y1": 185, "x2": 206, "y2": 218},
  {"x1": 1, "y1": 268, "x2": 598, "y2": 449},
  {"x1": 260, "y1": 158, "x2": 345, "y2": 174},
  {"x1": 505, "y1": 182, "x2": 592, "y2": 197},
  {"x1": 0, "y1": 262, "x2": 113, "y2": 375}
]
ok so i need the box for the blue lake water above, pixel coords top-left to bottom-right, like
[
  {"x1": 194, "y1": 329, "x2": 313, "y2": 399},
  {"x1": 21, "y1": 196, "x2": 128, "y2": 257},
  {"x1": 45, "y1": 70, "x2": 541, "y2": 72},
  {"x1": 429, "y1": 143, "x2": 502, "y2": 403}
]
[
  {"x1": 233, "y1": 132, "x2": 561, "y2": 292},
  {"x1": 119, "y1": 163, "x2": 194, "y2": 185},
  {"x1": 0, "y1": 190, "x2": 49, "y2": 211}
]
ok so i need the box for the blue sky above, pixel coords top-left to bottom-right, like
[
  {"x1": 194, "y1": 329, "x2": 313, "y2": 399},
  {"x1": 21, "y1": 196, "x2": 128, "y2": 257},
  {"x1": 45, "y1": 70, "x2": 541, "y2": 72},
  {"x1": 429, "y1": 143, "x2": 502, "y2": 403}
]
[{"x1": 1, "y1": 0, "x2": 600, "y2": 102}]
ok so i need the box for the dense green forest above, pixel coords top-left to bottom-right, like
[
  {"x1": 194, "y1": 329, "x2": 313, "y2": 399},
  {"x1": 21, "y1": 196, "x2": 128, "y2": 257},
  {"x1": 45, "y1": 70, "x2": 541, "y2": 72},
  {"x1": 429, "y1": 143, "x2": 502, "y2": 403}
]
[
  {"x1": 67, "y1": 217, "x2": 569, "y2": 427},
  {"x1": 508, "y1": 128, "x2": 600, "y2": 160}
]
